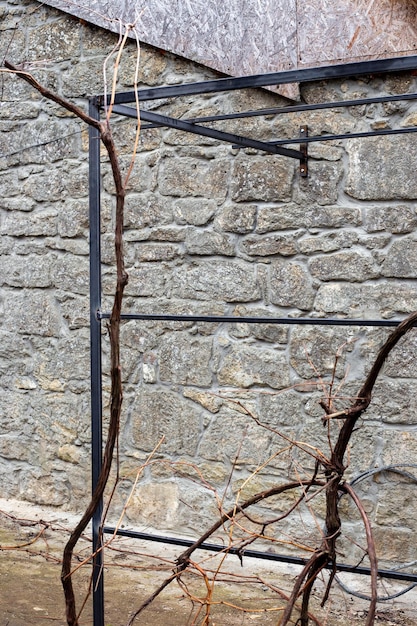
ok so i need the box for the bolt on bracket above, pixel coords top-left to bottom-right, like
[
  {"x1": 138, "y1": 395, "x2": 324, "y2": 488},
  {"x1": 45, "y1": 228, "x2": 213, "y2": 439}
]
[{"x1": 300, "y1": 125, "x2": 308, "y2": 177}]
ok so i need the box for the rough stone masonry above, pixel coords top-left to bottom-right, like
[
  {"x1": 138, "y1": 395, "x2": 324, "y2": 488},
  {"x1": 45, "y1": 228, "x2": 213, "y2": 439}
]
[{"x1": 1, "y1": 0, "x2": 417, "y2": 570}]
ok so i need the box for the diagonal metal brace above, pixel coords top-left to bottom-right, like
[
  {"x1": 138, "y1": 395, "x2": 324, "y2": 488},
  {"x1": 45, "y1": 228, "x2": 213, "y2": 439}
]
[{"x1": 111, "y1": 103, "x2": 304, "y2": 160}]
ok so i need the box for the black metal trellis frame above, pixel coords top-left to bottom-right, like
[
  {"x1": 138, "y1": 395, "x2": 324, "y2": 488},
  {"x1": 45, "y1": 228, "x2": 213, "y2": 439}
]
[{"x1": 89, "y1": 55, "x2": 417, "y2": 626}]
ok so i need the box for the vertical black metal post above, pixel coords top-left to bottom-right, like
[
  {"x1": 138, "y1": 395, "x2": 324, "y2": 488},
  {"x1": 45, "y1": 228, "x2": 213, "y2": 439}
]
[{"x1": 89, "y1": 97, "x2": 104, "y2": 626}]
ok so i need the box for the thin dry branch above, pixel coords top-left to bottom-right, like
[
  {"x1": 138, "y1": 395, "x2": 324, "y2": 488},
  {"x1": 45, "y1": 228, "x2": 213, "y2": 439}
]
[
  {"x1": 3, "y1": 59, "x2": 130, "y2": 626},
  {"x1": 128, "y1": 478, "x2": 325, "y2": 623}
]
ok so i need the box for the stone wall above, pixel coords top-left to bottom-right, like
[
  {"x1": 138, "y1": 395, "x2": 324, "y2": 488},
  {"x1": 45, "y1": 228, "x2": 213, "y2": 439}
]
[{"x1": 2, "y1": 0, "x2": 417, "y2": 568}]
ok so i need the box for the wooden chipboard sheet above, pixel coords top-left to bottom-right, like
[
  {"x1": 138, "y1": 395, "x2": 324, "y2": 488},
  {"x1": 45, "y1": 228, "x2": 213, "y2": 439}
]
[
  {"x1": 40, "y1": 0, "x2": 297, "y2": 76},
  {"x1": 40, "y1": 0, "x2": 417, "y2": 100},
  {"x1": 298, "y1": 0, "x2": 417, "y2": 65}
]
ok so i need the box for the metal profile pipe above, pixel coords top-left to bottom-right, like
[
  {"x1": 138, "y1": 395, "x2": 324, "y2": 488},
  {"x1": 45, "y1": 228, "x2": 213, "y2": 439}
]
[
  {"x1": 89, "y1": 97, "x2": 104, "y2": 626},
  {"x1": 107, "y1": 55, "x2": 417, "y2": 104},
  {"x1": 138, "y1": 91, "x2": 417, "y2": 129},
  {"x1": 112, "y1": 105, "x2": 303, "y2": 159},
  {"x1": 98, "y1": 312, "x2": 403, "y2": 328},
  {"x1": 103, "y1": 527, "x2": 417, "y2": 584}
]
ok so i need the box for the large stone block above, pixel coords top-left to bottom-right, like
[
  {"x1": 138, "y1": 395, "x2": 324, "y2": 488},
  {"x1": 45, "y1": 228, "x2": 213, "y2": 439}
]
[
  {"x1": 258, "y1": 390, "x2": 307, "y2": 430},
  {"x1": 23, "y1": 167, "x2": 69, "y2": 202},
  {"x1": 230, "y1": 305, "x2": 289, "y2": 344},
  {"x1": 159, "y1": 334, "x2": 213, "y2": 386},
  {"x1": 27, "y1": 17, "x2": 80, "y2": 63},
  {"x1": 269, "y1": 261, "x2": 315, "y2": 310},
  {"x1": 365, "y1": 205, "x2": 417, "y2": 234},
  {"x1": 293, "y1": 162, "x2": 343, "y2": 206},
  {"x1": 239, "y1": 233, "x2": 299, "y2": 257},
  {"x1": 346, "y1": 136, "x2": 417, "y2": 200},
  {"x1": 56, "y1": 292, "x2": 89, "y2": 329},
  {"x1": 215, "y1": 204, "x2": 257, "y2": 233},
  {"x1": 289, "y1": 325, "x2": 357, "y2": 380},
  {"x1": 1, "y1": 208, "x2": 58, "y2": 237},
  {"x1": 137, "y1": 243, "x2": 183, "y2": 262},
  {"x1": 124, "y1": 193, "x2": 173, "y2": 228},
  {"x1": 0, "y1": 196, "x2": 35, "y2": 212},
  {"x1": 124, "y1": 264, "x2": 169, "y2": 297},
  {"x1": 375, "y1": 483, "x2": 416, "y2": 528},
  {"x1": 0, "y1": 119, "x2": 80, "y2": 165},
  {"x1": 383, "y1": 332, "x2": 417, "y2": 378},
  {"x1": 315, "y1": 283, "x2": 417, "y2": 317},
  {"x1": 382, "y1": 238, "x2": 417, "y2": 278},
  {"x1": 119, "y1": 44, "x2": 168, "y2": 87},
  {"x1": 309, "y1": 251, "x2": 379, "y2": 282},
  {"x1": 257, "y1": 204, "x2": 361, "y2": 233},
  {"x1": 125, "y1": 482, "x2": 179, "y2": 528},
  {"x1": 198, "y1": 410, "x2": 271, "y2": 464},
  {"x1": 173, "y1": 198, "x2": 216, "y2": 226},
  {"x1": 299, "y1": 230, "x2": 358, "y2": 255},
  {"x1": 58, "y1": 199, "x2": 88, "y2": 238},
  {"x1": 369, "y1": 378, "x2": 417, "y2": 424},
  {"x1": 217, "y1": 344, "x2": 290, "y2": 389},
  {"x1": 381, "y1": 429, "x2": 417, "y2": 467},
  {"x1": 0, "y1": 253, "x2": 54, "y2": 288},
  {"x1": 0, "y1": 170, "x2": 24, "y2": 198},
  {"x1": 372, "y1": 526, "x2": 417, "y2": 563},
  {"x1": 159, "y1": 156, "x2": 230, "y2": 199},
  {"x1": 33, "y1": 333, "x2": 90, "y2": 391},
  {"x1": 3, "y1": 290, "x2": 61, "y2": 337},
  {"x1": 231, "y1": 154, "x2": 294, "y2": 202},
  {"x1": 54, "y1": 254, "x2": 90, "y2": 295},
  {"x1": 20, "y1": 470, "x2": 70, "y2": 507},
  {"x1": 172, "y1": 260, "x2": 261, "y2": 302},
  {"x1": 131, "y1": 389, "x2": 202, "y2": 456},
  {"x1": 185, "y1": 229, "x2": 235, "y2": 256}
]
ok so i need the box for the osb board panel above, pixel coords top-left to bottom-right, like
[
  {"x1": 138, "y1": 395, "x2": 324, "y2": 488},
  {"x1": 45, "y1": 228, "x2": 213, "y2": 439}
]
[
  {"x1": 40, "y1": 0, "x2": 417, "y2": 100},
  {"x1": 298, "y1": 0, "x2": 417, "y2": 65},
  {"x1": 40, "y1": 0, "x2": 298, "y2": 98}
]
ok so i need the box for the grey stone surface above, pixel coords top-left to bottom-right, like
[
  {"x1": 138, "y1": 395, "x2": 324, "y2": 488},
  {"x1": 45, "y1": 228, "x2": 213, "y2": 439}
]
[
  {"x1": 215, "y1": 204, "x2": 257, "y2": 234},
  {"x1": 256, "y1": 205, "x2": 361, "y2": 233},
  {"x1": 217, "y1": 344, "x2": 290, "y2": 389},
  {"x1": 3, "y1": 291, "x2": 61, "y2": 337},
  {"x1": 365, "y1": 205, "x2": 417, "y2": 234},
  {"x1": 309, "y1": 251, "x2": 380, "y2": 282},
  {"x1": 185, "y1": 229, "x2": 235, "y2": 256},
  {"x1": 172, "y1": 261, "x2": 261, "y2": 302},
  {"x1": 293, "y1": 162, "x2": 343, "y2": 206},
  {"x1": 289, "y1": 325, "x2": 357, "y2": 380},
  {"x1": 382, "y1": 238, "x2": 417, "y2": 278},
  {"x1": 173, "y1": 199, "x2": 216, "y2": 226},
  {"x1": 270, "y1": 261, "x2": 315, "y2": 309},
  {"x1": 159, "y1": 157, "x2": 230, "y2": 199},
  {"x1": 240, "y1": 233, "x2": 299, "y2": 257},
  {"x1": 230, "y1": 306, "x2": 289, "y2": 344},
  {"x1": 231, "y1": 155, "x2": 294, "y2": 202},
  {"x1": 346, "y1": 136, "x2": 417, "y2": 200},
  {"x1": 131, "y1": 389, "x2": 202, "y2": 456},
  {"x1": 315, "y1": 283, "x2": 417, "y2": 317},
  {"x1": 159, "y1": 334, "x2": 213, "y2": 386}
]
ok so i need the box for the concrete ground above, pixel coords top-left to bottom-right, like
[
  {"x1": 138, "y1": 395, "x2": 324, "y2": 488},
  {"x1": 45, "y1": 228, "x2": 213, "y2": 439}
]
[{"x1": 0, "y1": 498, "x2": 416, "y2": 626}]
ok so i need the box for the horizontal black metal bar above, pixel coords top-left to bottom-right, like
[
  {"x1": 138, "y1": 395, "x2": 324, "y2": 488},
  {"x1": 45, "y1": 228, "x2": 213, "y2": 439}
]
[
  {"x1": 139, "y1": 91, "x2": 417, "y2": 130},
  {"x1": 108, "y1": 55, "x2": 417, "y2": 104},
  {"x1": 98, "y1": 312, "x2": 402, "y2": 327},
  {"x1": 112, "y1": 105, "x2": 303, "y2": 159},
  {"x1": 103, "y1": 527, "x2": 417, "y2": 583},
  {"x1": 270, "y1": 125, "x2": 417, "y2": 146}
]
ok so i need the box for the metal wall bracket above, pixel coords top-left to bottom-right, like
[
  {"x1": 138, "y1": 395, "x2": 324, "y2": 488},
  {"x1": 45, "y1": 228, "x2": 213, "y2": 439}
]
[{"x1": 300, "y1": 125, "x2": 308, "y2": 177}]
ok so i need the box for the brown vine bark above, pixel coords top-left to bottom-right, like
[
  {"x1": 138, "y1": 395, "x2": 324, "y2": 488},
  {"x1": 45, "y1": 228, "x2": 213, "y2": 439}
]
[
  {"x1": 278, "y1": 310, "x2": 417, "y2": 626},
  {"x1": 4, "y1": 60, "x2": 128, "y2": 626}
]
